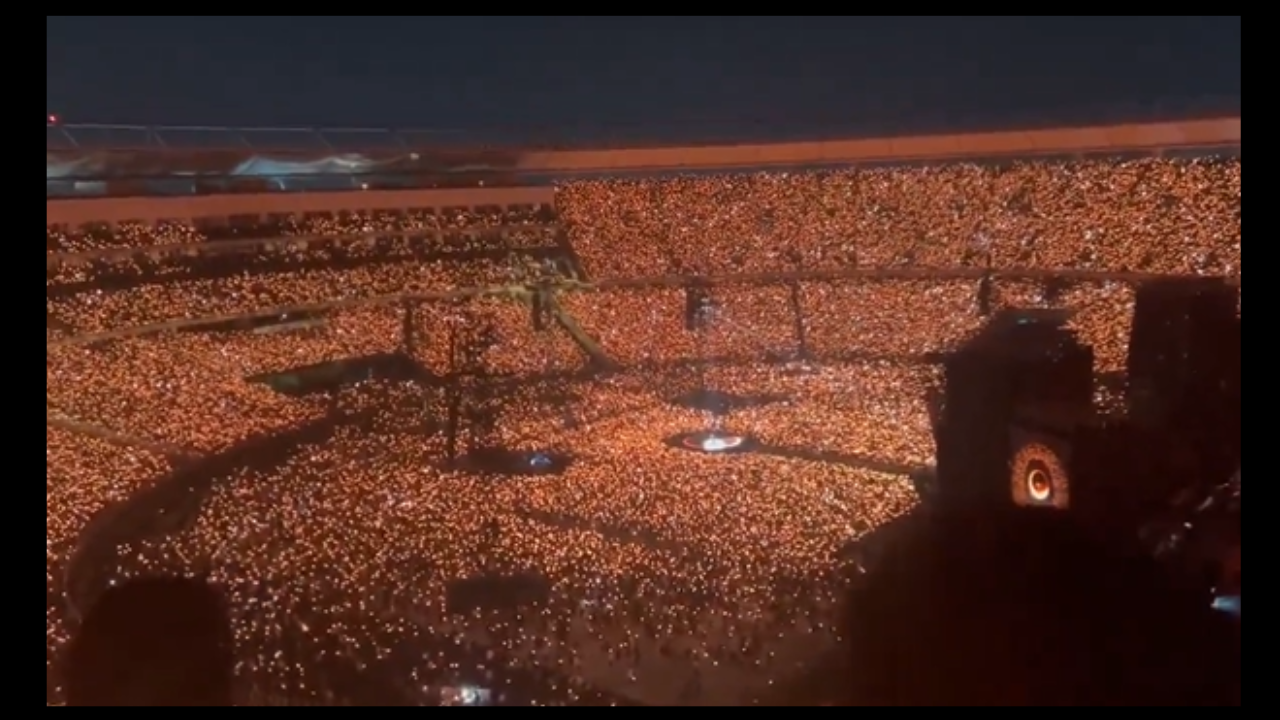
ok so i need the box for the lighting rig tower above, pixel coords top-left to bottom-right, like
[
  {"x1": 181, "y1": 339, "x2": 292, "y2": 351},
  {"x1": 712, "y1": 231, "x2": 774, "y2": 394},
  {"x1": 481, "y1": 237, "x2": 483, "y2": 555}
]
[
  {"x1": 402, "y1": 299, "x2": 417, "y2": 356},
  {"x1": 685, "y1": 280, "x2": 721, "y2": 428},
  {"x1": 447, "y1": 306, "x2": 504, "y2": 455},
  {"x1": 530, "y1": 281, "x2": 551, "y2": 333},
  {"x1": 786, "y1": 280, "x2": 811, "y2": 361}
]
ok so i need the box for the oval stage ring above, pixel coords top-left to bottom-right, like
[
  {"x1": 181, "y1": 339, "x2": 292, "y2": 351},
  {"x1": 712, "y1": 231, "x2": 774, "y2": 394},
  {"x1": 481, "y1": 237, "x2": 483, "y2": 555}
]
[{"x1": 667, "y1": 430, "x2": 757, "y2": 454}]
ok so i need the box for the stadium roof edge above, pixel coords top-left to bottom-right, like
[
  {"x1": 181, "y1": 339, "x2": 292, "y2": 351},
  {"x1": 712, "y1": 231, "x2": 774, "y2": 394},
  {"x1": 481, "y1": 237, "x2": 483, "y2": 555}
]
[
  {"x1": 48, "y1": 117, "x2": 1241, "y2": 225},
  {"x1": 47, "y1": 115, "x2": 1243, "y2": 155},
  {"x1": 509, "y1": 117, "x2": 1241, "y2": 174}
]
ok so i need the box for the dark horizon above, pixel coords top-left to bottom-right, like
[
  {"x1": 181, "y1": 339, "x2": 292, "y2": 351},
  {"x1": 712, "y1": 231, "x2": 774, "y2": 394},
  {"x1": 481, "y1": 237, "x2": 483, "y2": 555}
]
[{"x1": 47, "y1": 17, "x2": 1240, "y2": 146}]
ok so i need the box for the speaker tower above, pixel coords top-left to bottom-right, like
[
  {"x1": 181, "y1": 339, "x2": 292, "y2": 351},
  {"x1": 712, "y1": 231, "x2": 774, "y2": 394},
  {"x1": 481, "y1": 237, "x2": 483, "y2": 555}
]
[{"x1": 936, "y1": 309, "x2": 1094, "y2": 509}]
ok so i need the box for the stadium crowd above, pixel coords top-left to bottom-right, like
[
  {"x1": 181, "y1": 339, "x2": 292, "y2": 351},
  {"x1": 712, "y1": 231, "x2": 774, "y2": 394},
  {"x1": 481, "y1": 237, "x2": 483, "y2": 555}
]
[
  {"x1": 45, "y1": 204, "x2": 558, "y2": 253},
  {"x1": 46, "y1": 207, "x2": 564, "y2": 334},
  {"x1": 558, "y1": 158, "x2": 1240, "y2": 278},
  {"x1": 76, "y1": 381, "x2": 913, "y2": 705},
  {"x1": 46, "y1": 156, "x2": 1240, "y2": 705},
  {"x1": 46, "y1": 428, "x2": 171, "y2": 701}
]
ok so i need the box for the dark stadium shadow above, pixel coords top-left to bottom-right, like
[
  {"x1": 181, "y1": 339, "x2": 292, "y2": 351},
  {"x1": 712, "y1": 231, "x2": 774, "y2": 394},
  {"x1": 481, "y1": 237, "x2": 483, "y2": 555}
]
[
  {"x1": 780, "y1": 507, "x2": 1241, "y2": 706},
  {"x1": 46, "y1": 310, "x2": 76, "y2": 334},
  {"x1": 623, "y1": 350, "x2": 946, "y2": 375},
  {"x1": 433, "y1": 364, "x2": 600, "y2": 388},
  {"x1": 752, "y1": 442, "x2": 925, "y2": 477},
  {"x1": 667, "y1": 388, "x2": 791, "y2": 414},
  {"x1": 66, "y1": 576, "x2": 234, "y2": 706},
  {"x1": 1095, "y1": 370, "x2": 1128, "y2": 397},
  {"x1": 246, "y1": 351, "x2": 424, "y2": 397}
]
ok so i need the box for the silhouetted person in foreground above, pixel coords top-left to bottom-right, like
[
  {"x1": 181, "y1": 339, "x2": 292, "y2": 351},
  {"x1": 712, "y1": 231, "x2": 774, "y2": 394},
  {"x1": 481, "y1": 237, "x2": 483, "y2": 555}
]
[
  {"x1": 66, "y1": 576, "x2": 232, "y2": 706},
  {"x1": 842, "y1": 507, "x2": 1240, "y2": 706},
  {"x1": 66, "y1": 510, "x2": 1239, "y2": 706}
]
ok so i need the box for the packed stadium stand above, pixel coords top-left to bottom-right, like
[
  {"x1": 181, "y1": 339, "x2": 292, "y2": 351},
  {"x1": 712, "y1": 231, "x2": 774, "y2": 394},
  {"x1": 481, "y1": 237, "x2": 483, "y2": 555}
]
[{"x1": 47, "y1": 116, "x2": 1241, "y2": 706}]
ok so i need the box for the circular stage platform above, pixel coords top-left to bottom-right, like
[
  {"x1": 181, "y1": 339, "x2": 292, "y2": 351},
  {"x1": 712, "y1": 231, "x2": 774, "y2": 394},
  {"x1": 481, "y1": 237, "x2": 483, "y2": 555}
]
[{"x1": 665, "y1": 430, "x2": 758, "y2": 454}]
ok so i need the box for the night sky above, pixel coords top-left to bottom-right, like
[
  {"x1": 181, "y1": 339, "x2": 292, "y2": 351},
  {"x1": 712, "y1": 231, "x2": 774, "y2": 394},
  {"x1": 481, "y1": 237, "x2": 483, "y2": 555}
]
[{"x1": 46, "y1": 16, "x2": 1240, "y2": 144}]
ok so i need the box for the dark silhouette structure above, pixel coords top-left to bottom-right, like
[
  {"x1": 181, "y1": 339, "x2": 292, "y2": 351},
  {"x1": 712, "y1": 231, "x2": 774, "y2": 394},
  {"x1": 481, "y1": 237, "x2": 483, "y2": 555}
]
[
  {"x1": 1127, "y1": 277, "x2": 1241, "y2": 477},
  {"x1": 935, "y1": 309, "x2": 1095, "y2": 510},
  {"x1": 935, "y1": 277, "x2": 1241, "y2": 538},
  {"x1": 66, "y1": 577, "x2": 233, "y2": 706},
  {"x1": 843, "y1": 508, "x2": 1240, "y2": 706}
]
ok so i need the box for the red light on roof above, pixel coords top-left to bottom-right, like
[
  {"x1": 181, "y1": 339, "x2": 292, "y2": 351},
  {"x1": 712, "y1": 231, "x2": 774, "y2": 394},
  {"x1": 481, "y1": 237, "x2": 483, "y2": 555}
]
[{"x1": 47, "y1": 114, "x2": 60, "y2": 125}]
